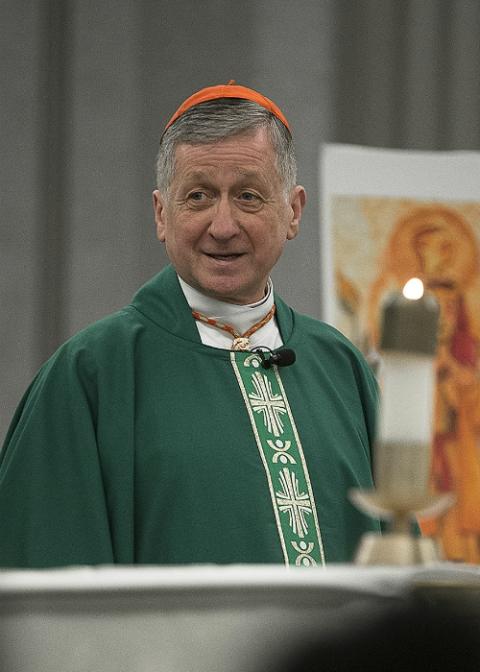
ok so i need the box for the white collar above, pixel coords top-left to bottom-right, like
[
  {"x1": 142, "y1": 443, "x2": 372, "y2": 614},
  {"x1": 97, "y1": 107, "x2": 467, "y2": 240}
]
[
  {"x1": 178, "y1": 276, "x2": 275, "y2": 335},
  {"x1": 177, "y1": 275, "x2": 282, "y2": 350}
]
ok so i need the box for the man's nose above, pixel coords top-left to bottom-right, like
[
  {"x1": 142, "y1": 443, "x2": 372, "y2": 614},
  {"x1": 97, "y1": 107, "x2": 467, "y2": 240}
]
[{"x1": 208, "y1": 197, "x2": 240, "y2": 239}]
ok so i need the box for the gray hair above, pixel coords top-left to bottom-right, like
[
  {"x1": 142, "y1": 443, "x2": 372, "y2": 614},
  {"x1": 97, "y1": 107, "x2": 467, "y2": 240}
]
[{"x1": 155, "y1": 98, "x2": 297, "y2": 195}]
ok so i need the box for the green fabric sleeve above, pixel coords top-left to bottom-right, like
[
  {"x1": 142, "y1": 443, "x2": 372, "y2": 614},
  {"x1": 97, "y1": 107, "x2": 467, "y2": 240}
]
[{"x1": 0, "y1": 347, "x2": 114, "y2": 568}]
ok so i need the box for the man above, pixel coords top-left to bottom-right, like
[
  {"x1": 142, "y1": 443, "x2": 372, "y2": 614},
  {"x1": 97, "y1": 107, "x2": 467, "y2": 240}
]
[{"x1": 0, "y1": 82, "x2": 379, "y2": 568}]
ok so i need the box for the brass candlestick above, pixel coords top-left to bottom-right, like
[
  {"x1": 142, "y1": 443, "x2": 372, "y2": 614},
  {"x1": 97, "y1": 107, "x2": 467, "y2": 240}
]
[
  {"x1": 351, "y1": 285, "x2": 454, "y2": 565},
  {"x1": 350, "y1": 448, "x2": 455, "y2": 564}
]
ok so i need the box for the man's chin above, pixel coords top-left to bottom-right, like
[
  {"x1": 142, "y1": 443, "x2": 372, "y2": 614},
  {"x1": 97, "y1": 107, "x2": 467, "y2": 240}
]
[{"x1": 197, "y1": 280, "x2": 260, "y2": 305}]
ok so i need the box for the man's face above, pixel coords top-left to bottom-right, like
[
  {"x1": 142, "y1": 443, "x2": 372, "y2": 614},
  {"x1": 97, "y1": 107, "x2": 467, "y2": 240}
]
[{"x1": 153, "y1": 128, "x2": 305, "y2": 304}]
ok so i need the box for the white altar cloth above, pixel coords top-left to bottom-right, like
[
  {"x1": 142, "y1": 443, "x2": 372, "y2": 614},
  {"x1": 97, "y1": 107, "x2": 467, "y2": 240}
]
[{"x1": 0, "y1": 564, "x2": 479, "y2": 671}]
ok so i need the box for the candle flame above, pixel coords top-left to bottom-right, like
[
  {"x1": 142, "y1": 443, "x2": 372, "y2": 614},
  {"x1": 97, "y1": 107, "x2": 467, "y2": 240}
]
[{"x1": 403, "y1": 277, "x2": 424, "y2": 300}]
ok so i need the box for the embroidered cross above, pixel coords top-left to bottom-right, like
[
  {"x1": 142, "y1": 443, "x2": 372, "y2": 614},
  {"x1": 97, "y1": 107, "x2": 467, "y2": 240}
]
[
  {"x1": 248, "y1": 372, "x2": 287, "y2": 437},
  {"x1": 232, "y1": 351, "x2": 326, "y2": 566},
  {"x1": 276, "y1": 468, "x2": 313, "y2": 538}
]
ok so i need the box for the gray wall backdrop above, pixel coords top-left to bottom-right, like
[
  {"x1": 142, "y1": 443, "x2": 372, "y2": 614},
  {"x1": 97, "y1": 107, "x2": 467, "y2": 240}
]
[{"x1": 2, "y1": 0, "x2": 480, "y2": 441}]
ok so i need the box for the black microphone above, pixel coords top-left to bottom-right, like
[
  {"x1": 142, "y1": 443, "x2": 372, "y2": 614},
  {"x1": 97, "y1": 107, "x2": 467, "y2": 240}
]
[{"x1": 252, "y1": 346, "x2": 296, "y2": 369}]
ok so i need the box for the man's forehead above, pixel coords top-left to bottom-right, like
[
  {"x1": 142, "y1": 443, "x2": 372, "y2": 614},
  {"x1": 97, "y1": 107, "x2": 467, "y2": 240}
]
[{"x1": 172, "y1": 165, "x2": 272, "y2": 186}]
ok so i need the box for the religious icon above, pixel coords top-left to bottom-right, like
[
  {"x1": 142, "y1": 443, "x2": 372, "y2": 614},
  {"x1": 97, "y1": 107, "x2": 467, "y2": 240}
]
[{"x1": 332, "y1": 197, "x2": 480, "y2": 563}]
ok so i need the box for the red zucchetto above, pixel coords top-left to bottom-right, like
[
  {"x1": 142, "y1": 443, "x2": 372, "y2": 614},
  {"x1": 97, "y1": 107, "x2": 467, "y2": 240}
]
[{"x1": 164, "y1": 80, "x2": 291, "y2": 132}]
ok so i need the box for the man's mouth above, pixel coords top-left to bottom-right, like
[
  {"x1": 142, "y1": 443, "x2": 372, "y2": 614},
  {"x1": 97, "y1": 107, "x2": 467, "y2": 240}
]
[{"x1": 205, "y1": 253, "x2": 244, "y2": 261}]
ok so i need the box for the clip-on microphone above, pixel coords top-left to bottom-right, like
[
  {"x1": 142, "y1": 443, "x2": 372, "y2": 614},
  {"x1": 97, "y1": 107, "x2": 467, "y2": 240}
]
[{"x1": 252, "y1": 346, "x2": 296, "y2": 369}]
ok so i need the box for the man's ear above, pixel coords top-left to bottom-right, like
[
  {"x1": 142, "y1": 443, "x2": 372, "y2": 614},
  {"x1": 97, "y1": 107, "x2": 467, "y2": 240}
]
[
  {"x1": 152, "y1": 190, "x2": 167, "y2": 242},
  {"x1": 286, "y1": 185, "x2": 306, "y2": 241}
]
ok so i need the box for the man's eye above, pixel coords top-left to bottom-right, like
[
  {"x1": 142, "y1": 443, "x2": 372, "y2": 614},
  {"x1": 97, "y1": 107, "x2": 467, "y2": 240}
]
[
  {"x1": 237, "y1": 192, "x2": 264, "y2": 208},
  {"x1": 188, "y1": 191, "x2": 207, "y2": 201},
  {"x1": 185, "y1": 191, "x2": 213, "y2": 208}
]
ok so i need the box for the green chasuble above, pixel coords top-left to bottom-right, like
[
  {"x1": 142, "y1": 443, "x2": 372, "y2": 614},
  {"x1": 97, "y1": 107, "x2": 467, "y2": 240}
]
[{"x1": 0, "y1": 266, "x2": 380, "y2": 568}]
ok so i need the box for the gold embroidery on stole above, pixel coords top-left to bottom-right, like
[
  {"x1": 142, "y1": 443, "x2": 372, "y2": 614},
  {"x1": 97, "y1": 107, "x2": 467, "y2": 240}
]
[{"x1": 231, "y1": 352, "x2": 325, "y2": 567}]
